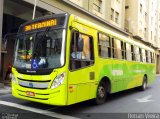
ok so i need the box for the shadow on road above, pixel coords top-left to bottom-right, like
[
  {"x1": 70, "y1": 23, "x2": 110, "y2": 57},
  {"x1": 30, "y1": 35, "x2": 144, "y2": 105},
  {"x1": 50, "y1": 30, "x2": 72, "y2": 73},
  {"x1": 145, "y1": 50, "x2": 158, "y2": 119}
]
[{"x1": 48, "y1": 87, "x2": 152, "y2": 114}]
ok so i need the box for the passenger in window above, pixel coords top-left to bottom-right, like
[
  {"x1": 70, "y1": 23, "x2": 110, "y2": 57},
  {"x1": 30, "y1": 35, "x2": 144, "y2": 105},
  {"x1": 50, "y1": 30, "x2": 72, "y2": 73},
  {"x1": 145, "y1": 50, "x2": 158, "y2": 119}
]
[{"x1": 71, "y1": 45, "x2": 82, "y2": 59}]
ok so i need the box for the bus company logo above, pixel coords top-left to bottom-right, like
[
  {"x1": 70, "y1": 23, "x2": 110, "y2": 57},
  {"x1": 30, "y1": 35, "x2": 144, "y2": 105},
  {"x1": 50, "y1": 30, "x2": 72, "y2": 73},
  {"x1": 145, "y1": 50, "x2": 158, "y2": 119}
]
[
  {"x1": 29, "y1": 82, "x2": 34, "y2": 88},
  {"x1": 27, "y1": 70, "x2": 36, "y2": 73}
]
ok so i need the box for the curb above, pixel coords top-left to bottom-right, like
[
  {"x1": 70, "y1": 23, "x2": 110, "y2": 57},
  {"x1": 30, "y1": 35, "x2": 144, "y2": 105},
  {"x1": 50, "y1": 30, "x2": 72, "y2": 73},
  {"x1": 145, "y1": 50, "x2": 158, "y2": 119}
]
[
  {"x1": 0, "y1": 83, "x2": 4, "y2": 88},
  {"x1": 0, "y1": 80, "x2": 11, "y2": 87},
  {"x1": 0, "y1": 86, "x2": 11, "y2": 95}
]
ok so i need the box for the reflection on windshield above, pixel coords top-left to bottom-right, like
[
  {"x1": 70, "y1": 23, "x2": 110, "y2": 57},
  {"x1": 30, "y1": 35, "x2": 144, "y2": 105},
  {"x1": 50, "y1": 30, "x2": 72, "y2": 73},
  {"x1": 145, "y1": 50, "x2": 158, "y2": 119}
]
[{"x1": 13, "y1": 29, "x2": 66, "y2": 69}]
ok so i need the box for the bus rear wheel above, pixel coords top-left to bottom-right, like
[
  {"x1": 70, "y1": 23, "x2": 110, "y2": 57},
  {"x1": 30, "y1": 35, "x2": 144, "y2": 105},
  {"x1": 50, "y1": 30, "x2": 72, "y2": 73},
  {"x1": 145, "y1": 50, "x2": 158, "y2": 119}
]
[
  {"x1": 140, "y1": 76, "x2": 147, "y2": 91},
  {"x1": 94, "y1": 81, "x2": 107, "y2": 105}
]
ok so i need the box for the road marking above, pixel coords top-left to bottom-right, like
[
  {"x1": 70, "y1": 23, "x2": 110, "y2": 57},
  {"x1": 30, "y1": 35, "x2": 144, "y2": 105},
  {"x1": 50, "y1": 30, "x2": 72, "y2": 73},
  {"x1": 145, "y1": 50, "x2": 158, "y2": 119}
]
[
  {"x1": 136, "y1": 95, "x2": 154, "y2": 103},
  {"x1": 0, "y1": 100, "x2": 79, "y2": 119}
]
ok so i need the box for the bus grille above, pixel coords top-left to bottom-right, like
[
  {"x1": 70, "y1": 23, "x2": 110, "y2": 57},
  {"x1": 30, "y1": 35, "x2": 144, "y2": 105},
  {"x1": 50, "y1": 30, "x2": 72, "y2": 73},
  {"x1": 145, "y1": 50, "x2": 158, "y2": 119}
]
[{"x1": 18, "y1": 78, "x2": 51, "y2": 89}]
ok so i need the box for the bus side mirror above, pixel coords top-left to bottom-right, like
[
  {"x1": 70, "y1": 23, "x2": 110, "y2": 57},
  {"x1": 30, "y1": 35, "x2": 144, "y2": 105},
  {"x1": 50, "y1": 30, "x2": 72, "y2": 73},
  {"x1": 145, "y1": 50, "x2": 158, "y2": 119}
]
[{"x1": 77, "y1": 37, "x2": 83, "y2": 52}]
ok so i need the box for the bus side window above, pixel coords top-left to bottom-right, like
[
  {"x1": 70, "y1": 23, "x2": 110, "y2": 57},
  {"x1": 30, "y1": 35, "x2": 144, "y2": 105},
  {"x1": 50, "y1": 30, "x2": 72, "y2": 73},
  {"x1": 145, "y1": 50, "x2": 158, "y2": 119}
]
[
  {"x1": 98, "y1": 33, "x2": 111, "y2": 58},
  {"x1": 121, "y1": 41, "x2": 127, "y2": 60},
  {"x1": 150, "y1": 52, "x2": 153, "y2": 63},
  {"x1": 145, "y1": 50, "x2": 149, "y2": 63},
  {"x1": 124, "y1": 42, "x2": 127, "y2": 60},
  {"x1": 70, "y1": 31, "x2": 94, "y2": 70},
  {"x1": 131, "y1": 45, "x2": 135, "y2": 61},
  {"x1": 126, "y1": 43, "x2": 132, "y2": 61},
  {"x1": 142, "y1": 49, "x2": 146, "y2": 62},
  {"x1": 111, "y1": 38, "x2": 115, "y2": 58},
  {"x1": 116, "y1": 39, "x2": 122, "y2": 59},
  {"x1": 112, "y1": 38, "x2": 118, "y2": 59},
  {"x1": 135, "y1": 46, "x2": 140, "y2": 62},
  {"x1": 139, "y1": 48, "x2": 143, "y2": 62},
  {"x1": 153, "y1": 53, "x2": 155, "y2": 63}
]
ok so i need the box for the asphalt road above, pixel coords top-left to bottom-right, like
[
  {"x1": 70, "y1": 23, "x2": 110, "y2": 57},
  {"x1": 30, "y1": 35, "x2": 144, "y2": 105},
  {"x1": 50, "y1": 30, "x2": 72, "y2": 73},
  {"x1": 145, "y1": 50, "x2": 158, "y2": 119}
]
[{"x1": 0, "y1": 76, "x2": 160, "y2": 119}]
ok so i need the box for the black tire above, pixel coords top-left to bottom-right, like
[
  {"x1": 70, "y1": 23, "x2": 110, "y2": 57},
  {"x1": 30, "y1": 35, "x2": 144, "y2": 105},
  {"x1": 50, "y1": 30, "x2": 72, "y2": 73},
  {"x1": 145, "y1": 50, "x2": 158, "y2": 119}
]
[
  {"x1": 140, "y1": 76, "x2": 147, "y2": 91},
  {"x1": 93, "y1": 81, "x2": 107, "y2": 105}
]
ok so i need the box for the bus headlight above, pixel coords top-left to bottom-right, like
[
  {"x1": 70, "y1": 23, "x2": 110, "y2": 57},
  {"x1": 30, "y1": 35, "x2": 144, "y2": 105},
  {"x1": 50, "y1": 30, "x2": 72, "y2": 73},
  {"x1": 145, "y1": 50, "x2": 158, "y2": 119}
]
[
  {"x1": 10, "y1": 73, "x2": 16, "y2": 84},
  {"x1": 51, "y1": 72, "x2": 65, "y2": 89}
]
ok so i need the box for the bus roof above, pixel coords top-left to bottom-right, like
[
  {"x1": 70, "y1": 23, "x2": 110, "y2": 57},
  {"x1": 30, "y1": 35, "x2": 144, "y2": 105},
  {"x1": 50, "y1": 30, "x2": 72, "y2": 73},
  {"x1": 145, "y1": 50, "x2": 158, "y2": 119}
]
[
  {"x1": 17, "y1": 13, "x2": 154, "y2": 52},
  {"x1": 70, "y1": 14, "x2": 155, "y2": 52}
]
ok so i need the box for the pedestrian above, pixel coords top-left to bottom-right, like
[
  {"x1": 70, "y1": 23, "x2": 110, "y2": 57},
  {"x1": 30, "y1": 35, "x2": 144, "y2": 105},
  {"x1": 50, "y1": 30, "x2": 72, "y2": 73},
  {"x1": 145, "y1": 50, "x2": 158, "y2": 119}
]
[{"x1": 5, "y1": 63, "x2": 12, "y2": 80}]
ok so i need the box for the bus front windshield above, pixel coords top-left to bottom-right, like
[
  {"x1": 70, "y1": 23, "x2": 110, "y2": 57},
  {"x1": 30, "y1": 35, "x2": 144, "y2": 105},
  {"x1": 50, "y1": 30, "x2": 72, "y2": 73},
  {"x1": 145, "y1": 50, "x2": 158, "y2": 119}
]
[{"x1": 13, "y1": 29, "x2": 66, "y2": 70}]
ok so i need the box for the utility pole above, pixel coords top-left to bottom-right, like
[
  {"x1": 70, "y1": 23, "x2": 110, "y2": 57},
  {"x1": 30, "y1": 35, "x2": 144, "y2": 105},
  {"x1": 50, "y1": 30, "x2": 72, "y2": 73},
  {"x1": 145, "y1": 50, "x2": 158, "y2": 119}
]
[
  {"x1": 32, "y1": 0, "x2": 37, "y2": 20},
  {"x1": 0, "y1": 0, "x2": 3, "y2": 77}
]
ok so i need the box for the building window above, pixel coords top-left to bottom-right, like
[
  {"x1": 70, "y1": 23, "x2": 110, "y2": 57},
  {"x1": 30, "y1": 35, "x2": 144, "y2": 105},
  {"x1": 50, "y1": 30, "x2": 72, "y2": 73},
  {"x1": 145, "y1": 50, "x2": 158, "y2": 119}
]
[
  {"x1": 111, "y1": 8, "x2": 114, "y2": 21},
  {"x1": 140, "y1": 4, "x2": 142, "y2": 13},
  {"x1": 125, "y1": 6, "x2": 129, "y2": 9},
  {"x1": 69, "y1": 0, "x2": 82, "y2": 6},
  {"x1": 115, "y1": 12, "x2": 119, "y2": 23},
  {"x1": 144, "y1": 28, "x2": 147, "y2": 38},
  {"x1": 93, "y1": 0, "x2": 102, "y2": 13},
  {"x1": 151, "y1": 17, "x2": 153, "y2": 25},
  {"x1": 145, "y1": 12, "x2": 147, "y2": 22}
]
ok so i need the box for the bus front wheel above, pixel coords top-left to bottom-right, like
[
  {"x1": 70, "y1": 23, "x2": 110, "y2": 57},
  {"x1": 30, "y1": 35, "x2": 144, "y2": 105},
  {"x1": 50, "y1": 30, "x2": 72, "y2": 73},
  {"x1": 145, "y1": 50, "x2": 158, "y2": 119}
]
[{"x1": 94, "y1": 81, "x2": 107, "y2": 105}]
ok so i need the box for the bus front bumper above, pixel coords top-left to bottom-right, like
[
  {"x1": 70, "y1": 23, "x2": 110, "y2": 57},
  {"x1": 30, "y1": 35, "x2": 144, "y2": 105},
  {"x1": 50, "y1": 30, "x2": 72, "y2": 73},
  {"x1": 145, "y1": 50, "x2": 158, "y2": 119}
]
[{"x1": 12, "y1": 82, "x2": 67, "y2": 106}]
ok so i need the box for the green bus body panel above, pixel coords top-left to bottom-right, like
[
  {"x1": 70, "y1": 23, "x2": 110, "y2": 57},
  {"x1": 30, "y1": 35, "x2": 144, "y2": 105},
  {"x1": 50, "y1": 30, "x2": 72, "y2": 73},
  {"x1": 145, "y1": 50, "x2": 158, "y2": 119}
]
[{"x1": 12, "y1": 14, "x2": 156, "y2": 106}]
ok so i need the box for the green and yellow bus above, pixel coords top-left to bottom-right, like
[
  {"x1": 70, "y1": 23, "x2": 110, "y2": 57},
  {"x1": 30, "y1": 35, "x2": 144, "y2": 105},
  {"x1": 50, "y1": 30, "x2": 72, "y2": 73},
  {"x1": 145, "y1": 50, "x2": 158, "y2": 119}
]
[{"x1": 11, "y1": 13, "x2": 156, "y2": 105}]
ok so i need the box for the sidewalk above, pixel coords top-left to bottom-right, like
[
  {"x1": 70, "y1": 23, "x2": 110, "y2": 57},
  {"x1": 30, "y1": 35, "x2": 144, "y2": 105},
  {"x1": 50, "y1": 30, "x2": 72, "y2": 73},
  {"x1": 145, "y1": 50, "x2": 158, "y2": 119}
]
[
  {"x1": 0, "y1": 76, "x2": 11, "y2": 86},
  {"x1": 156, "y1": 74, "x2": 160, "y2": 77},
  {"x1": 0, "y1": 81, "x2": 11, "y2": 95},
  {"x1": 0, "y1": 78, "x2": 11, "y2": 95},
  {"x1": 0, "y1": 85, "x2": 11, "y2": 95}
]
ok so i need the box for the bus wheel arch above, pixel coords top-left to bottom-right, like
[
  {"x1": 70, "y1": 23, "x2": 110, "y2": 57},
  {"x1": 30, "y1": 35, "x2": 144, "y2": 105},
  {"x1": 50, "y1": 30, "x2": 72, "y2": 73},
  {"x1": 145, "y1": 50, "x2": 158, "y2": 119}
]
[{"x1": 94, "y1": 77, "x2": 111, "y2": 105}]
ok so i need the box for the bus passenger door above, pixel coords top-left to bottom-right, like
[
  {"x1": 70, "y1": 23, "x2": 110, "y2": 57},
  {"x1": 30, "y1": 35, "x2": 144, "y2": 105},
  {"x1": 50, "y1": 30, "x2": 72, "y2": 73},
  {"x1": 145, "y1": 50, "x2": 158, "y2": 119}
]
[{"x1": 67, "y1": 31, "x2": 96, "y2": 104}]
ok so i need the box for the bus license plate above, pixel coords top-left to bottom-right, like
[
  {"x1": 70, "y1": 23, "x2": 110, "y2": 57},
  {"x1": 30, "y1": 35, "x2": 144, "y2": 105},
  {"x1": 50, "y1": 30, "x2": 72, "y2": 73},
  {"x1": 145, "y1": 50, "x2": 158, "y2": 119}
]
[{"x1": 26, "y1": 91, "x2": 35, "y2": 96}]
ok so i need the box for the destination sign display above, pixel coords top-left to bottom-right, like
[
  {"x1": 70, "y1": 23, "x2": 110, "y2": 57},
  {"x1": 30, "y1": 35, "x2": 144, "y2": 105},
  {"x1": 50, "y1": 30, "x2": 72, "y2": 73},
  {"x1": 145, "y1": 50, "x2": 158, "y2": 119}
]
[{"x1": 24, "y1": 19, "x2": 57, "y2": 32}]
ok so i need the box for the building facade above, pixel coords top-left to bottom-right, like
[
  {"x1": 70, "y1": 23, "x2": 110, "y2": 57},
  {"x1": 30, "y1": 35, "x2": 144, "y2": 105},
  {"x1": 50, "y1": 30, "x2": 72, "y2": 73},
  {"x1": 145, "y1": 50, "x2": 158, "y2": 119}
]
[
  {"x1": 68, "y1": 0, "x2": 125, "y2": 29},
  {"x1": 0, "y1": 0, "x2": 160, "y2": 78},
  {"x1": 125, "y1": 0, "x2": 160, "y2": 72},
  {"x1": 68, "y1": 0, "x2": 160, "y2": 49},
  {"x1": 68, "y1": 0, "x2": 160, "y2": 73}
]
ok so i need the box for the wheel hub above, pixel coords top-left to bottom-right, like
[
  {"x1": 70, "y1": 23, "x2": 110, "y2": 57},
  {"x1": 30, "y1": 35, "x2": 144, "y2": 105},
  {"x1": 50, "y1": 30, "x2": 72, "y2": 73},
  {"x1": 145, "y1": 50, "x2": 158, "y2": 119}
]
[{"x1": 98, "y1": 86, "x2": 105, "y2": 98}]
